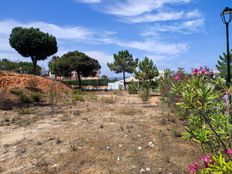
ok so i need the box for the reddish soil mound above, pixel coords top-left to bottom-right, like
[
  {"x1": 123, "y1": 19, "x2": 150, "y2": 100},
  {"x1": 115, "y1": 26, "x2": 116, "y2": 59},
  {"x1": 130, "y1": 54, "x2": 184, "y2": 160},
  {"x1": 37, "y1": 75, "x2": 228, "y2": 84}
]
[{"x1": 0, "y1": 71, "x2": 71, "y2": 93}]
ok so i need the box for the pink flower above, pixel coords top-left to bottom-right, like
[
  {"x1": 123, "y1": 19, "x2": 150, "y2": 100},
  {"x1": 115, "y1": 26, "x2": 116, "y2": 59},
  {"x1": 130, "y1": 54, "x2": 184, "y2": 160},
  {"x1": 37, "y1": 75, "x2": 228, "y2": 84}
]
[
  {"x1": 175, "y1": 75, "x2": 181, "y2": 81},
  {"x1": 200, "y1": 69, "x2": 206, "y2": 75},
  {"x1": 188, "y1": 162, "x2": 199, "y2": 174},
  {"x1": 192, "y1": 68, "x2": 198, "y2": 76},
  {"x1": 227, "y1": 148, "x2": 232, "y2": 156},
  {"x1": 200, "y1": 155, "x2": 211, "y2": 168}
]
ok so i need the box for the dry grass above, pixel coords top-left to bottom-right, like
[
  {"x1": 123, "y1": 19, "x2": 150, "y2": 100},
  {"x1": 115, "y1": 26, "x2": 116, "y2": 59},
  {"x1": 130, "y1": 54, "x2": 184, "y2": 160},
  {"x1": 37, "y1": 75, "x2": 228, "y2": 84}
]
[
  {"x1": 117, "y1": 106, "x2": 143, "y2": 116},
  {"x1": 100, "y1": 95, "x2": 116, "y2": 104}
]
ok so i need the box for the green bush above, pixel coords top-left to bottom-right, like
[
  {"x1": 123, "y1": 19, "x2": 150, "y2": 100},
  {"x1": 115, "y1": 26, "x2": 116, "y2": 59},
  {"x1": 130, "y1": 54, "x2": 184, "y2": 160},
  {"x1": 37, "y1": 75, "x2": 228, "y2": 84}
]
[
  {"x1": 19, "y1": 94, "x2": 32, "y2": 103},
  {"x1": 128, "y1": 81, "x2": 138, "y2": 94},
  {"x1": 10, "y1": 88, "x2": 33, "y2": 103},
  {"x1": 10, "y1": 88, "x2": 23, "y2": 96},
  {"x1": 31, "y1": 92, "x2": 43, "y2": 102}
]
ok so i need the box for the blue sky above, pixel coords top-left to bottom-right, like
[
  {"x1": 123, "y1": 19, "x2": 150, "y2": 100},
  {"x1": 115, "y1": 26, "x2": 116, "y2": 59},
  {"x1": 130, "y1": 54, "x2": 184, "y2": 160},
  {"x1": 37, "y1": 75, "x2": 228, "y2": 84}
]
[{"x1": 0, "y1": 0, "x2": 231, "y2": 77}]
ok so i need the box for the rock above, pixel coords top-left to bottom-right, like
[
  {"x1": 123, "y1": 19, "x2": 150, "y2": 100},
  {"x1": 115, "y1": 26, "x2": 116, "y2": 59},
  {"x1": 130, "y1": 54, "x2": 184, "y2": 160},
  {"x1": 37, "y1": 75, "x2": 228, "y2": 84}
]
[
  {"x1": 125, "y1": 135, "x2": 128, "y2": 138},
  {"x1": 118, "y1": 144, "x2": 122, "y2": 148},
  {"x1": 100, "y1": 124, "x2": 104, "y2": 129},
  {"x1": 106, "y1": 146, "x2": 110, "y2": 150},
  {"x1": 140, "y1": 168, "x2": 146, "y2": 173},
  {"x1": 146, "y1": 167, "x2": 151, "y2": 172},
  {"x1": 137, "y1": 134, "x2": 141, "y2": 138},
  {"x1": 52, "y1": 164, "x2": 58, "y2": 168},
  {"x1": 138, "y1": 146, "x2": 142, "y2": 150},
  {"x1": 117, "y1": 157, "x2": 120, "y2": 161},
  {"x1": 148, "y1": 142, "x2": 154, "y2": 147}
]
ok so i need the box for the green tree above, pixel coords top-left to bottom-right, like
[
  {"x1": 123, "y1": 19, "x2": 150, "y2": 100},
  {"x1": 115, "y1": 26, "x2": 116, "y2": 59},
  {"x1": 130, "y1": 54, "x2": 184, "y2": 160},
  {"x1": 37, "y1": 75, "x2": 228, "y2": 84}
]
[
  {"x1": 9, "y1": 27, "x2": 57, "y2": 74},
  {"x1": 101, "y1": 75, "x2": 108, "y2": 80},
  {"x1": 216, "y1": 51, "x2": 232, "y2": 79},
  {"x1": 0, "y1": 59, "x2": 41, "y2": 75},
  {"x1": 0, "y1": 58, "x2": 18, "y2": 71},
  {"x1": 134, "y1": 57, "x2": 159, "y2": 101},
  {"x1": 18, "y1": 62, "x2": 41, "y2": 75},
  {"x1": 107, "y1": 50, "x2": 138, "y2": 90},
  {"x1": 49, "y1": 51, "x2": 101, "y2": 88},
  {"x1": 134, "y1": 57, "x2": 159, "y2": 83}
]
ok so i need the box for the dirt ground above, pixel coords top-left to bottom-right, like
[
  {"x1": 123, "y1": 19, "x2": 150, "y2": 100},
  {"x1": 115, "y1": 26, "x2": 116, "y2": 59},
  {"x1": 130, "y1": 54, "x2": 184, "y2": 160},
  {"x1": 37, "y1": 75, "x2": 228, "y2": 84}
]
[{"x1": 0, "y1": 91, "x2": 200, "y2": 174}]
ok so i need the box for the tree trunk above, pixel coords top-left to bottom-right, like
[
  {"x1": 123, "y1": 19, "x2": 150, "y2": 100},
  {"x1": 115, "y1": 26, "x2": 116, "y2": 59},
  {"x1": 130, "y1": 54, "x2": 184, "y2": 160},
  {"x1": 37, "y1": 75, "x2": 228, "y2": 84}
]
[
  {"x1": 77, "y1": 71, "x2": 82, "y2": 89},
  {"x1": 123, "y1": 70, "x2": 126, "y2": 90},
  {"x1": 31, "y1": 57, "x2": 37, "y2": 75}
]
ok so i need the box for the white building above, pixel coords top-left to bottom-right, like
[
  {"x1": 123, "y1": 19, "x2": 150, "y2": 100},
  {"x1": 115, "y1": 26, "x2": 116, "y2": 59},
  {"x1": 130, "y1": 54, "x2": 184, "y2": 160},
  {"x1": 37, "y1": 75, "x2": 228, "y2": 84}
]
[{"x1": 108, "y1": 70, "x2": 165, "y2": 90}]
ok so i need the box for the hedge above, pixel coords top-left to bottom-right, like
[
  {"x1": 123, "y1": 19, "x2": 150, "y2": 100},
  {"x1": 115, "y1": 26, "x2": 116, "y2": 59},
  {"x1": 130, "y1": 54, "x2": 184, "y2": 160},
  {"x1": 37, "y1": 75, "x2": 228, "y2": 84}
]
[{"x1": 63, "y1": 79, "x2": 112, "y2": 86}]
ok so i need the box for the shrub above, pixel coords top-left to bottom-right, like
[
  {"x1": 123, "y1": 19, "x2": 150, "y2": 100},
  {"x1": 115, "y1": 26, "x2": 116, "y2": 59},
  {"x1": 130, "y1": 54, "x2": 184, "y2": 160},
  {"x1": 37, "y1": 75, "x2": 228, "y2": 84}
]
[
  {"x1": 128, "y1": 81, "x2": 138, "y2": 94},
  {"x1": 30, "y1": 92, "x2": 43, "y2": 102},
  {"x1": 139, "y1": 89, "x2": 150, "y2": 102},
  {"x1": 10, "y1": 88, "x2": 23, "y2": 96},
  {"x1": 19, "y1": 94, "x2": 32, "y2": 103}
]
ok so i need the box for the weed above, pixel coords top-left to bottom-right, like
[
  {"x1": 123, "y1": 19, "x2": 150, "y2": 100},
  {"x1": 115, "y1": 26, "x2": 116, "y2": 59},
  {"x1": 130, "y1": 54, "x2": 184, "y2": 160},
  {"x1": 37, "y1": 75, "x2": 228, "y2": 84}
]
[
  {"x1": 171, "y1": 128, "x2": 182, "y2": 137},
  {"x1": 27, "y1": 78, "x2": 39, "y2": 91},
  {"x1": 48, "y1": 82, "x2": 60, "y2": 115},
  {"x1": 73, "y1": 94, "x2": 85, "y2": 102},
  {"x1": 15, "y1": 106, "x2": 36, "y2": 115}
]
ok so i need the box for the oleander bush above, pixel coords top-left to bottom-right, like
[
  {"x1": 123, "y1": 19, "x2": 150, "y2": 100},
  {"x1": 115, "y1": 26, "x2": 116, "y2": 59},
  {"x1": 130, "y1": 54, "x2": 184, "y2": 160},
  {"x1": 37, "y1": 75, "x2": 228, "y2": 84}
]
[{"x1": 160, "y1": 66, "x2": 232, "y2": 173}]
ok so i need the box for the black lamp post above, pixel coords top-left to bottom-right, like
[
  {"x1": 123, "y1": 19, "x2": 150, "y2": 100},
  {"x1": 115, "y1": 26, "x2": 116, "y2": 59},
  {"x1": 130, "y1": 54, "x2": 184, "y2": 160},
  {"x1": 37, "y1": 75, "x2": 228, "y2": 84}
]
[{"x1": 221, "y1": 7, "x2": 232, "y2": 104}]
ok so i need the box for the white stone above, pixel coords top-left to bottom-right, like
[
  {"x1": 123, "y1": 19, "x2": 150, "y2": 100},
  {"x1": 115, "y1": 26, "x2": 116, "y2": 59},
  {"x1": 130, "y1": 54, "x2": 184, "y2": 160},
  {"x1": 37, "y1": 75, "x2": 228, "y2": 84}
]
[
  {"x1": 137, "y1": 134, "x2": 141, "y2": 137},
  {"x1": 146, "y1": 167, "x2": 151, "y2": 172},
  {"x1": 140, "y1": 168, "x2": 146, "y2": 173},
  {"x1": 52, "y1": 164, "x2": 58, "y2": 169},
  {"x1": 138, "y1": 146, "x2": 142, "y2": 150},
  {"x1": 117, "y1": 157, "x2": 120, "y2": 161},
  {"x1": 106, "y1": 146, "x2": 110, "y2": 150},
  {"x1": 119, "y1": 144, "x2": 122, "y2": 148}
]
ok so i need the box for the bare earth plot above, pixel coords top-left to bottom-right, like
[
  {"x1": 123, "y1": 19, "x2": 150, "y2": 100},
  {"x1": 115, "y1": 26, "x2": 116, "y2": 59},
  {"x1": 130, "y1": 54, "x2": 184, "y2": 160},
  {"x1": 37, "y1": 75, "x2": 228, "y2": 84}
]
[{"x1": 0, "y1": 92, "x2": 200, "y2": 174}]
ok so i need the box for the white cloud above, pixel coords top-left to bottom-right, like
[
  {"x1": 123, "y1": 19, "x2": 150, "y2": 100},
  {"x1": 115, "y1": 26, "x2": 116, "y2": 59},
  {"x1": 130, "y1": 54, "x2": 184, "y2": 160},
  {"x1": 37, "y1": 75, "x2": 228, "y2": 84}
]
[
  {"x1": 0, "y1": 20, "x2": 114, "y2": 42},
  {"x1": 116, "y1": 40, "x2": 188, "y2": 55},
  {"x1": 123, "y1": 10, "x2": 184, "y2": 23},
  {"x1": 186, "y1": 9, "x2": 202, "y2": 18},
  {"x1": 105, "y1": 0, "x2": 191, "y2": 17},
  {"x1": 141, "y1": 18, "x2": 204, "y2": 36}
]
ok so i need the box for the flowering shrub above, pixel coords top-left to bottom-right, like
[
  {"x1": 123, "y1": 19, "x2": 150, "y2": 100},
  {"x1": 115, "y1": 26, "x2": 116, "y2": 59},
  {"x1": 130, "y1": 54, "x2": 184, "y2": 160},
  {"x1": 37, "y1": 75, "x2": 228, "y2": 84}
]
[
  {"x1": 188, "y1": 151, "x2": 232, "y2": 173},
  {"x1": 159, "y1": 66, "x2": 232, "y2": 173}
]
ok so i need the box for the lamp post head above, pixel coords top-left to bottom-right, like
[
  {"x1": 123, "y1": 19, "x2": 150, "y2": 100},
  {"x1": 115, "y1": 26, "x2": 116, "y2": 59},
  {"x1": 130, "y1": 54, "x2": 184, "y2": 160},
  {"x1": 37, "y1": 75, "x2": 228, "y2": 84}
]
[{"x1": 221, "y1": 7, "x2": 232, "y2": 24}]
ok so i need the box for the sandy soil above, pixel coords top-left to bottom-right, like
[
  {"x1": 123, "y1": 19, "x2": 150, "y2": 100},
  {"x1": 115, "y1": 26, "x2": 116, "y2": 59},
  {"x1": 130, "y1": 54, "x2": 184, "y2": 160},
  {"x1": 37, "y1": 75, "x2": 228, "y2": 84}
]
[{"x1": 0, "y1": 92, "x2": 200, "y2": 174}]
